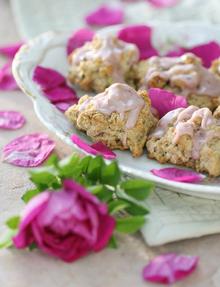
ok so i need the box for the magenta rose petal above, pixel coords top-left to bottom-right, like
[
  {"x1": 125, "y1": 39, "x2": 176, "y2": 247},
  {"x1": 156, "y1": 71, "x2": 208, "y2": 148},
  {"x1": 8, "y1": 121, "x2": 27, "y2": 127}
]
[
  {"x1": 44, "y1": 85, "x2": 77, "y2": 103},
  {"x1": 189, "y1": 41, "x2": 220, "y2": 68},
  {"x1": 147, "y1": 0, "x2": 180, "y2": 8},
  {"x1": 0, "y1": 111, "x2": 26, "y2": 130},
  {"x1": 85, "y1": 5, "x2": 124, "y2": 26},
  {"x1": 149, "y1": 88, "x2": 188, "y2": 118},
  {"x1": 33, "y1": 66, "x2": 66, "y2": 90},
  {"x1": 55, "y1": 100, "x2": 78, "y2": 112},
  {"x1": 0, "y1": 61, "x2": 18, "y2": 91},
  {"x1": 71, "y1": 134, "x2": 116, "y2": 160},
  {"x1": 143, "y1": 253, "x2": 199, "y2": 284},
  {"x1": 151, "y1": 167, "x2": 204, "y2": 183},
  {"x1": 90, "y1": 142, "x2": 116, "y2": 160},
  {"x1": 67, "y1": 28, "x2": 95, "y2": 55},
  {"x1": 118, "y1": 25, "x2": 158, "y2": 60},
  {"x1": 0, "y1": 42, "x2": 23, "y2": 58},
  {"x1": 2, "y1": 133, "x2": 55, "y2": 167}
]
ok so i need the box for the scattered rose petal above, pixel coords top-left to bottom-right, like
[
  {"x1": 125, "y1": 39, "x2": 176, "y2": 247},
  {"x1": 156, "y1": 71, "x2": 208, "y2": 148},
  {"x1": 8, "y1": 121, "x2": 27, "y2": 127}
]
[
  {"x1": 67, "y1": 28, "x2": 95, "y2": 55},
  {"x1": 33, "y1": 66, "x2": 65, "y2": 91},
  {"x1": 55, "y1": 100, "x2": 78, "y2": 112},
  {"x1": 71, "y1": 134, "x2": 116, "y2": 160},
  {"x1": 149, "y1": 88, "x2": 188, "y2": 118},
  {"x1": 3, "y1": 133, "x2": 55, "y2": 167},
  {"x1": 143, "y1": 253, "x2": 199, "y2": 284},
  {"x1": 118, "y1": 25, "x2": 158, "y2": 60},
  {"x1": 0, "y1": 61, "x2": 18, "y2": 91},
  {"x1": 0, "y1": 42, "x2": 23, "y2": 58},
  {"x1": 0, "y1": 111, "x2": 25, "y2": 130},
  {"x1": 166, "y1": 41, "x2": 220, "y2": 68},
  {"x1": 85, "y1": 5, "x2": 124, "y2": 26},
  {"x1": 151, "y1": 168, "x2": 204, "y2": 183},
  {"x1": 147, "y1": 0, "x2": 180, "y2": 8},
  {"x1": 44, "y1": 85, "x2": 77, "y2": 103},
  {"x1": 190, "y1": 41, "x2": 220, "y2": 68}
]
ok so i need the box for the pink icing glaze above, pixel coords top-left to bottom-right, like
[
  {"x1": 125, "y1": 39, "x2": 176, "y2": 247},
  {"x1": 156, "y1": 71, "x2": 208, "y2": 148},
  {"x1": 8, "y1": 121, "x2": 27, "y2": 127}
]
[
  {"x1": 145, "y1": 53, "x2": 220, "y2": 98},
  {"x1": 71, "y1": 35, "x2": 139, "y2": 82},
  {"x1": 79, "y1": 83, "x2": 145, "y2": 129}
]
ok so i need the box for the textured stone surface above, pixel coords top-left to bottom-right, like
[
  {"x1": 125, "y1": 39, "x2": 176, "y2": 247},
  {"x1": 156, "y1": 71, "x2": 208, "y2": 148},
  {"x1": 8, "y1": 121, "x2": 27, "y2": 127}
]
[{"x1": 0, "y1": 0, "x2": 220, "y2": 286}]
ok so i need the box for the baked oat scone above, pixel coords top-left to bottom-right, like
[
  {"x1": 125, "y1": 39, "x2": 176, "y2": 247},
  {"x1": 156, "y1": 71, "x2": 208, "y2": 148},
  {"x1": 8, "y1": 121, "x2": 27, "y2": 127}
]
[
  {"x1": 210, "y1": 58, "x2": 220, "y2": 77},
  {"x1": 68, "y1": 35, "x2": 139, "y2": 93},
  {"x1": 66, "y1": 83, "x2": 157, "y2": 157},
  {"x1": 137, "y1": 53, "x2": 220, "y2": 110},
  {"x1": 147, "y1": 105, "x2": 220, "y2": 176}
]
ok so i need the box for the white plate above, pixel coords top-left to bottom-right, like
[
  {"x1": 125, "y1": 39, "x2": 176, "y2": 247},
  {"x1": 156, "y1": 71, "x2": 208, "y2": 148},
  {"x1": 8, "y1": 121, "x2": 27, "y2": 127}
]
[{"x1": 13, "y1": 22, "x2": 220, "y2": 199}]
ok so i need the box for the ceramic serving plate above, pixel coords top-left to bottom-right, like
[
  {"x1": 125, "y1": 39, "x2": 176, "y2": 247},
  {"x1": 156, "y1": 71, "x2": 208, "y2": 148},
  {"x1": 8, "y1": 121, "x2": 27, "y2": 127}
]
[{"x1": 13, "y1": 21, "x2": 220, "y2": 199}]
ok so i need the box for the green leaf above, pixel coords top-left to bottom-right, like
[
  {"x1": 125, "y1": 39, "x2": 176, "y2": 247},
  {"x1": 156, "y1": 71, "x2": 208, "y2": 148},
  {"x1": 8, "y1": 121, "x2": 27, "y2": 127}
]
[
  {"x1": 120, "y1": 179, "x2": 154, "y2": 201},
  {"x1": 29, "y1": 166, "x2": 60, "y2": 189},
  {"x1": 101, "y1": 161, "x2": 121, "y2": 186},
  {"x1": 108, "y1": 236, "x2": 118, "y2": 249},
  {"x1": 87, "y1": 156, "x2": 104, "y2": 182},
  {"x1": 88, "y1": 185, "x2": 113, "y2": 202},
  {"x1": 108, "y1": 199, "x2": 130, "y2": 214},
  {"x1": 125, "y1": 202, "x2": 149, "y2": 216},
  {"x1": 0, "y1": 229, "x2": 17, "y2": 249},
  {"x1": 22, "y1": 189, "x2": 40, "y2": 203},
  {"x1": 44, "y1": 154, "x2": 59, "y2": 167},
  {"x1": 6, "y1": 216, "x2": 20, "y2": 230},
  {"x1": 78, "y1": 156, "x2": 92, "y2": 173},
  {"x1": 29, "y1": 243, "x2": 37, "y2": 251},
  {"x1": 58, "y1": 154, "x2": 81, "y2": 178},
  {"x1": 116, "y1": 216, "x2": 145, "y2": 233}
]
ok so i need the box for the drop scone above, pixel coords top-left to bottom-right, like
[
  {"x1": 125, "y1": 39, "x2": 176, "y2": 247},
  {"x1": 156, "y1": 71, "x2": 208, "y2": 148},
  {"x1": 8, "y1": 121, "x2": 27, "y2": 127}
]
[
  {"x1": 66, "y1": 83, "x2": 157, "y2": 157},
  {"x1": 68, "y1": 34, "x2": 139, "y2": 93},
  {"x1": 147, "y1": 105, "x2": 220, "y2": 176},
  {"x1": 137, "y1": 53, "x2": 220, "y2": 110}
]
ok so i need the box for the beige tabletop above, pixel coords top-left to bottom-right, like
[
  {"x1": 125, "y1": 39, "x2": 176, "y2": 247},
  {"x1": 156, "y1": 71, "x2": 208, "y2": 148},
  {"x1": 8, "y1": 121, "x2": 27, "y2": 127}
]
[{"x1": 0, "y1": 1, "x2": 220, "y2": 286}]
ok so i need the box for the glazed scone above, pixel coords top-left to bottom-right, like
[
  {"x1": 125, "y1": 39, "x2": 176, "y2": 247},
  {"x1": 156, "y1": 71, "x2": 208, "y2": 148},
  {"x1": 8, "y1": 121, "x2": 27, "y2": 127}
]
[
  {"x1": 147, "y1": 105, "x2": 220, "y2": 176},
  {"x1": 137, "y1": 53, "x2": 220, "y2": 110},
  {"x1": 66, "y1": 83, "x2": 157, "y2": 157},
  {"x1": 68, "y1": 35, "x2": 139, "y2": 93},
  {"x1": 210, "y1": 58, "x2": 220, "y2": 77}
]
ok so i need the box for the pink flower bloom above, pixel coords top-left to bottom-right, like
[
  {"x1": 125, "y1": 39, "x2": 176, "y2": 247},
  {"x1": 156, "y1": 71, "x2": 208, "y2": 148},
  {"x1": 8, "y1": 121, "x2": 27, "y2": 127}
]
[
  {"x1": 13, "y1": 179, "x2": 115, "y2": 262},
  {"x1": 67, "y1": 28, "x2": 95, "y2": 55},
  {"x1": 85, "y1": 5, "x2": 124, "y2": 26},
  {"x1": 3, "y1": 133, "x2": 55, "y2": 167},
  {"x1": 143, "y1": 253, "x2": 199, "y2": 284},
  {"x1": 0, "y1": 111, "x2": 25, "y2": 130},
  {"x1": 147, "y1": 0, "x2": 180, "y2": 8},
  {"x1": 118, "y1": 25, "x2": 158, "y2": 60},
  {"x1": 149, "y1": 88, "x2": 188, "y2": 118},
  {"x1": 151, "y1": 167, "x2": 204, "y2": 183},
  {"x1": 0, "y1": 61, "x2": 19, "y2": 91},
  {"x1": 71, "y1": 134, "x2": 116, "y2": 160},
  {"x1": 0, "y1": 42, "x2": 23, "y2": 58}
]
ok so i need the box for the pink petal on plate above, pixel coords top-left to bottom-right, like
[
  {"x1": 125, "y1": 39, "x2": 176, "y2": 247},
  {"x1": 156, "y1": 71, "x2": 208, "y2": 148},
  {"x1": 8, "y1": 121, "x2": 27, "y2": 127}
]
[
  {"x1": 0, "y1": 61, "x2": 19, "y2": 91},
  {"x1": 143, "y1": 253, "x2": 199, "y2": 284},
  {"x1": 0, "y1": 111, "x2": 25, "y2": 130},
  {"x1": 55, "y1": 99, "x2": 78, "y2": 112},
  {"x1": 44, "y1": 85, "x2": 78, "y2": 103},
  {"x1": 71, "y1": 134, "x2": 116, "y2": 160},
  {"x1": 149, "y1": 88, "x2": 188, "y2": 118},
  {"x1": 0, "y1": 42, "x2": 23, "y2": 58},
  {"x1": 189, "y1": 41, "x2": 220, "y2": 68},
  {"x1": 67, "y1": 28, "x2": 95, "y2": 55},
  {"x1": 151, "y1": 167, "x2": 204, "y2": 183},
  {"x1": 85, "y1": 5, "x2": 124, "y2": 26},
  {"x1": 147, "y1": 0, "x2": 180, "y2": 8},
  {"x1": 33, "y1": 66, "x2": 66, "y2": 90},
  {"x1": 118, "y1": 25, "x2": 158, "y2": 60},
  {"x1": 3, "y1": 133, "x2": 55, "y2": 167}
]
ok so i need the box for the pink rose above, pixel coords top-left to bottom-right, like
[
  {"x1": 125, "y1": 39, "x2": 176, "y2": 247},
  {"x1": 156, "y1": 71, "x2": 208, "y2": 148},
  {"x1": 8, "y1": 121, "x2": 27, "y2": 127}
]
[{"x1": 13, "y1": 180, "x2": 115, "y2": 262}]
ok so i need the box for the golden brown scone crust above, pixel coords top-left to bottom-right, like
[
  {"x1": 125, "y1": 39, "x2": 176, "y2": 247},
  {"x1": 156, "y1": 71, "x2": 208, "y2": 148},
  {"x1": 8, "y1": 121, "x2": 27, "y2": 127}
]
[
  {"x1": 68, "y1": 36, "x2": 139, "y2": 93},
  {"x1": 147, "y1": 109, "x2": 220, "y2": 177},
  {"x1": 66, "y1": 90, "x2": 157, "y2": 157}
]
